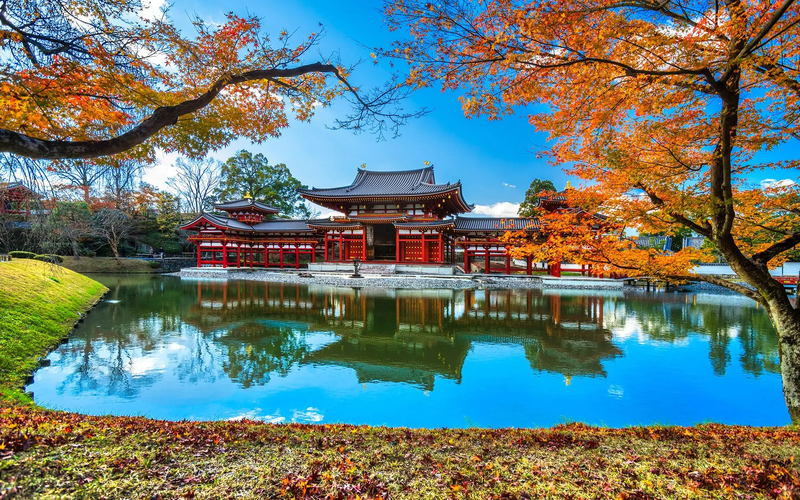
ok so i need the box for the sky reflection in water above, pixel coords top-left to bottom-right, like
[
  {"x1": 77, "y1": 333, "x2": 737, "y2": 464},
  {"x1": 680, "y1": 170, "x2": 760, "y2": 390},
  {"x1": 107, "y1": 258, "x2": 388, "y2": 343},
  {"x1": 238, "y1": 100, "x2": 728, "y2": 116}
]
[{"x1": 29, "y1": 276, "x2": 789, "y2": 427}]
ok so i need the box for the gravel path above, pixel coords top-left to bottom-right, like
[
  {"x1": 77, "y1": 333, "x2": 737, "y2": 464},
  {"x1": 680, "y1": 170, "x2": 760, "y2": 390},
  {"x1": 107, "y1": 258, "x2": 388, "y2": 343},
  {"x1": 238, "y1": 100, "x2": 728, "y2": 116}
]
[{"x1": 174, "y1": 269, "x2": 635, "y2": 290}]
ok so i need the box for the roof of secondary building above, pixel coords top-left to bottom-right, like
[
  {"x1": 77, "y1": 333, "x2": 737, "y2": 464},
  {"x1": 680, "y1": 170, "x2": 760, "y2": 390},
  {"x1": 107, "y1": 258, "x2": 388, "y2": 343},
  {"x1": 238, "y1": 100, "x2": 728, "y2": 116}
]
[
  {"x1": 453, "y1": 217, "x2": 540, "y2": 232},
  {"x1": 214, "y1": 198, "x2": 280, "y2": 214},
  {"x1": 299, "y1": 166, "x2": 473, "y2": 213},
  {"x1": 394, "y1": 220, "x2": 455, "y2": 229}
]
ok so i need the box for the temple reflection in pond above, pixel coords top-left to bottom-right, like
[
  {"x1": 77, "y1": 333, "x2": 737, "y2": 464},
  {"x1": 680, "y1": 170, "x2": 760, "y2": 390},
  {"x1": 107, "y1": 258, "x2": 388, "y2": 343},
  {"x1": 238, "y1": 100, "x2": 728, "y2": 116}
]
[
  {"x1": 177, "y1": 280, "x2": 727, "y2": 389},
  {"x1": 30, "y1": 276, "x2": 787, "y2": 427}
]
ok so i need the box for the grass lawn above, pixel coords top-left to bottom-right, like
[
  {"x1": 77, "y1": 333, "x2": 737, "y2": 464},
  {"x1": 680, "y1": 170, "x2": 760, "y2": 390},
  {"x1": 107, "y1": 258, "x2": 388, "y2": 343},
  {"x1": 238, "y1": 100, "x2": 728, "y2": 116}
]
[
  {"x1": 0, "y1": 260, "x2": 107, "y2": 404},
  {"x1": 1, "y1": 260, "x2": 799, "y2": 498},
  {"x1": 59, "y1": 256, "x2": 156, "y2": 274}
]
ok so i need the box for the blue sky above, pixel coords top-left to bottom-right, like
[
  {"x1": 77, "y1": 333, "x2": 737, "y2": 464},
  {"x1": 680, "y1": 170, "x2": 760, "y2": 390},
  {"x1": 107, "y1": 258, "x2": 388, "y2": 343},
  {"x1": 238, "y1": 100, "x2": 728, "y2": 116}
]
[{"x1": 142, "y1": 0, "x2": 798, "y2": 217}]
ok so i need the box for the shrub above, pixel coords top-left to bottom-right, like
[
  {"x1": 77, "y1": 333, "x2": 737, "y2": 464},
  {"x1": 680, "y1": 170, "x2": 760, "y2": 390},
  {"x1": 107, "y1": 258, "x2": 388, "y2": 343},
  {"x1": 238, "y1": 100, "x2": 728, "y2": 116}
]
[
  {"x1": 33, "y1": 254, "x2": 64, "y2": 264},
  {"x1": 148, "y1": 261, "x2": 161, "y2": 269},
  {"x1": 9, "y1": 251, "x2": 36, "y2": 260}
]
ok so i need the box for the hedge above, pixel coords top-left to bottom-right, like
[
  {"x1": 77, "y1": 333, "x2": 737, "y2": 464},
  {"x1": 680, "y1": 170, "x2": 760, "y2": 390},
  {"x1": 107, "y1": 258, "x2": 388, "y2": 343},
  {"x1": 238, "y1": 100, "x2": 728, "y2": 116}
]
[
  {"x1": 8, "y1": 251, "x2": 36, "y2": 260},
  {"x1": 33, "y1": 254, "x2": 64, "y2": 264}
]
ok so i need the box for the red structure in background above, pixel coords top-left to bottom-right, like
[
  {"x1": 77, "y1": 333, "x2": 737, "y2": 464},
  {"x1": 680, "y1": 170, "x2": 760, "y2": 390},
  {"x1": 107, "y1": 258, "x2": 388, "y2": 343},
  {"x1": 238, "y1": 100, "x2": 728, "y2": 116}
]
[
  {"x1": 299, "y1": 166, "x2": 471, "y2": 265},
  {"x1": 181, "y1": 198, "x2": 319, "y2": 269},
  {"x1": 0, "y1": 182, "x2": 37, "y2": 216},
  {"x1": 181, "y1": 166, "x2": 591, "y2": 274}
]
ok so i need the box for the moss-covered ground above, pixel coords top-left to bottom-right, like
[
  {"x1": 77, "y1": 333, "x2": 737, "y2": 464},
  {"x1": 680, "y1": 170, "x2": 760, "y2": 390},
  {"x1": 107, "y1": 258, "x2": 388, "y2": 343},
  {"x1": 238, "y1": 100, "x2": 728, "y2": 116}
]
[{"x1": 1, "y1": 260, "x2": 799, "y2": 499}]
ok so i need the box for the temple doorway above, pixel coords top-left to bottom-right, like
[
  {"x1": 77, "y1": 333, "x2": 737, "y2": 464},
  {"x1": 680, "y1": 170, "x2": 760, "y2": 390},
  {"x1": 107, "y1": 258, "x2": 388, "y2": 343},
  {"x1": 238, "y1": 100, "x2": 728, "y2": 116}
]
[{"x1": 372, "y1": 224, "x2": 396, "y2": 261}]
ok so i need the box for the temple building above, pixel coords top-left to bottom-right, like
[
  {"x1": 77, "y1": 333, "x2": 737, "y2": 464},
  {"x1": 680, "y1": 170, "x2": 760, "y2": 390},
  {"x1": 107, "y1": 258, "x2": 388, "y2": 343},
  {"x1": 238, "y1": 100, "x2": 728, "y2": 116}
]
[
  {"x1": 0, "y1": 182, "x2": 42, "y2": 216},
  {"x1": 181, "y1": 165, "x2": 546, "y2": 273}
]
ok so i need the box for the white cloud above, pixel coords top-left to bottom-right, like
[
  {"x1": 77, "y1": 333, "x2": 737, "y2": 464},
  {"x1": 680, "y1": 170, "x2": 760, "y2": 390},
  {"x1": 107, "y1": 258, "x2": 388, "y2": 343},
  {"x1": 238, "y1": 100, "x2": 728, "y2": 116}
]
[
  {"x1": 143, "y1": 150, "x2": 180, "y2": 192},
  {"x1": 471, "y1": 202, "x2": 520, "y2": 217},
  {"x1": 502, "y1": 182, "x2": 516, "y2": 188},
  {"x1": 292, "y1": 407, "x2": 324, "y2": 423},
  {"x1": 139, "y1": 0, "x2": 167, "y2": 21},
  {"x1": 760, "y1": 178, "x2": 796, "y2": 190}
]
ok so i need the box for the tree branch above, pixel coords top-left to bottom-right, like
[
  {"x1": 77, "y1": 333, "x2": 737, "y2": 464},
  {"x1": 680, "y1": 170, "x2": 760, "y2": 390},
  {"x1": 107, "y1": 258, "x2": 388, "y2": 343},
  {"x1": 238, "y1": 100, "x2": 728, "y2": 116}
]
[
  {"x1": 670, "y1": 273, "x2": 764, "y2": 303},
  {"x1": 0, "y1": 62, "x2": 370, "y2": 159},
  {"x1": 751, "y1": 232, "x2": 800, "y2": 267}
]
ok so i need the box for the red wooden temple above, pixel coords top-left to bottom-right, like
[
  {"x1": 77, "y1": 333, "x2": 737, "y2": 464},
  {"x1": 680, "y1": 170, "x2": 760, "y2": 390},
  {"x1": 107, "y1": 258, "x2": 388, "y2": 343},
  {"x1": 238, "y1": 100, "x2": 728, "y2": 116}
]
[
  {"x1": 181, "y1": 166, "x2": 563, "y2": 274},
  {"x1": 0, "y1": 182, "x2": 38, "y2": 216}
]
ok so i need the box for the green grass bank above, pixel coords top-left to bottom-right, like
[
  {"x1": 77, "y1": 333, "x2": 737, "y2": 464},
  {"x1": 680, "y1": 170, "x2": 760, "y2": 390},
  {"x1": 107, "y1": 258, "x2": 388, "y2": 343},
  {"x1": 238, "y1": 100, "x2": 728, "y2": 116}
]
[
  {"x1": 0, "y1": 260, "x2": 107, "y2": 404},
  {"x1": 1, "y1": 261, "x2": 799, "y2": 499}
]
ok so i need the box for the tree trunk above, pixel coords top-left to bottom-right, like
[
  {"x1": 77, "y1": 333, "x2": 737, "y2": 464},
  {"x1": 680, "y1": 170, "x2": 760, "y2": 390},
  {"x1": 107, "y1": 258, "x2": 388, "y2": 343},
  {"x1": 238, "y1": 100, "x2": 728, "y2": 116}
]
[
  {"x1": 767, "y1": 301, "x2": 800, "y2": 423},
  {"x1": 716, "y1": 236, "x2": 800, "y2": 423}
]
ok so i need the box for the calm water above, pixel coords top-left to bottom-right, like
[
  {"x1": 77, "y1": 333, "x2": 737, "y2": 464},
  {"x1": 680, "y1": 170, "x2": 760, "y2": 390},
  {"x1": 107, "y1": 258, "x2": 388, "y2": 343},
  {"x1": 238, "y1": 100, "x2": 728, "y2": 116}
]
[{"x1": 30, "y1": 276, "x2": 789, "y2": 427}]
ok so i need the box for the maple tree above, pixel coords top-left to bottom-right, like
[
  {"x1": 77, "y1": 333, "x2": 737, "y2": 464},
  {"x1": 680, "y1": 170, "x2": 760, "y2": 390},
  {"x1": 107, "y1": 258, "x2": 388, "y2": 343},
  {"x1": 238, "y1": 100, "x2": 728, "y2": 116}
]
[
  {"x1": 384, "y1": 0, "x2": 800, "y2": 421},
  {"x1": 0, "y1": 0, "x2": 417, "y2": 161}
]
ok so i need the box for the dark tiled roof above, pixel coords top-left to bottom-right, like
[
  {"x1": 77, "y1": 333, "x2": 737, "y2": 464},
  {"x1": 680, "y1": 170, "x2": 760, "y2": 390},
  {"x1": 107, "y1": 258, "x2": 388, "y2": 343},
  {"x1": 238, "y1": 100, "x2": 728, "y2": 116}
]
[
  {"x1": 453, "y1": 217, "x2": 540, "y2": 232},
  {"x1": 300, "y1": 167, "x2": 462, "y2": 198},
  {"x1": 251, "y1": 219, "x2": 315, "y2": 232},
  {"x1": 181, "y1": 212, "x2": 255, "y2": 232},
  {"x1": 394, "y1": 220, "x2": 455, "y2": 229},
  {"x1": 214, "y1": 198, "x2": 280, "y2": 213}
]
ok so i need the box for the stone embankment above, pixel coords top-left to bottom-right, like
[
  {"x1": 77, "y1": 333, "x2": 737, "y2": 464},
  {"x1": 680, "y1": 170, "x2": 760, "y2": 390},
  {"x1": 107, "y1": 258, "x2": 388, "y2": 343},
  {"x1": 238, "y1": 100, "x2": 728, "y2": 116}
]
[{"x1": 175, "y1": 268, "x2": 629, "y2": 290}]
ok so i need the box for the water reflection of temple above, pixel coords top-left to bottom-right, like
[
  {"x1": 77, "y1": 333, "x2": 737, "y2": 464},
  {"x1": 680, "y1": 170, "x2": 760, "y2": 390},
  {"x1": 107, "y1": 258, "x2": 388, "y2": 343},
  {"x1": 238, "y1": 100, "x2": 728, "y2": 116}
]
[{"x1": 183, "y1": 281, "x2": 621, "y2": 389}]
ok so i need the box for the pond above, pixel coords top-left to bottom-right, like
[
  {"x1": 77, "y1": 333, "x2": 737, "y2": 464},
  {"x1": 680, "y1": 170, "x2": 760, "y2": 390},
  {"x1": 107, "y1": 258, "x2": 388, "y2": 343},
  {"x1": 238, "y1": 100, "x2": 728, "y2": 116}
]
[{"x1": 30, "y1": 275, "x2": 789, "y2": 428}]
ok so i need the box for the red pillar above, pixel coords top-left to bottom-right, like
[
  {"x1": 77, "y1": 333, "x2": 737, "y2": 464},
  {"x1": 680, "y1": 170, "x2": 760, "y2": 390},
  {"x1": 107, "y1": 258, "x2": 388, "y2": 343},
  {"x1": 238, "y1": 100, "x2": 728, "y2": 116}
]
[
  {"x1": 324, "y1": 233, "x2": 329, "y2": 262},
  {"x1": 438, "y1": 232, "x2": 443, "y2": 263},
  {"x1": 484, "y1": 245, "x2": 490, "y2": 274},
  {"x1": 295, "y1": 245, "x2": 300, "y2": 269},
  {"x1": 236, "y1": 245, "x2": 241, "y2": 268},
  {"x1": 222, "y1": 241, "x2": 227, "y2": 268},
  {"x1": 422, "y1": 231, "x2": 428, "y2": 263},
  {"x1": 338, "y1": 232, "x2": 343, "y2": 261},
  {"x1": 506, "y1": 253, "x2": 511, "y2": 275},
  {"x1": 464, "y1": 244, "x2": 469, "y2": 273},
  {"x1": 362, "y1": 230, "x2": 366, "y2": 260},
  {"x1": 396, "y1": 229, "x2": 401, "y2": 262},
  {"x1": 264, "y1": 247, "x2": 268, "y2": 268},
  {"x1": 526, "y1": 256, "x2": 532, "y2": 275},
  {"x1": 197, "y1": 246, "x2": 201, "y2": 267},
  {"x1": 279, "y1": 244, "x2": 284, "y2": 269}
]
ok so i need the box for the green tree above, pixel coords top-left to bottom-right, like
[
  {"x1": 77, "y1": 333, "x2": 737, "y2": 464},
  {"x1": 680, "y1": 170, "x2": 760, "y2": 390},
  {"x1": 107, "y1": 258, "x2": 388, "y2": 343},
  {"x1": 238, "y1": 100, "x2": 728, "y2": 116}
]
[
  {"x1": 216, "y1": 151, "x2": 310, "y2": 218},
  {"x1": 155, "y1": 193, "x2": 182, "y2": 234},
  {"x1": 518, "y1": 179, "x2": 556, "y2": 217},
  {"x1": 51, "y1": 201, "x2": 92, "y2": 260}
]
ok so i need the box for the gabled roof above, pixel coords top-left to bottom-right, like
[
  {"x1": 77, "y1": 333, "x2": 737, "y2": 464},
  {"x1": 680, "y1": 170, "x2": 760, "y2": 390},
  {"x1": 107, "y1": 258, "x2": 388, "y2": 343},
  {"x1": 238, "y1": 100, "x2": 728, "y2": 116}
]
[
  {"x1": 453, "y1": 216, "x2": 540, "y2": 232},
  {"x1": 214, "y1": 198, "x2": 280, "y2": 214},
  {"x1": 180, "y1": 212, "x2": 255, "y2": 232},
  {"x1": 299, "y1": 166, "x2": 474, "y2": 214},
  {"x1": 0, "y1": 182, "x2": 37, "y2": 195}
]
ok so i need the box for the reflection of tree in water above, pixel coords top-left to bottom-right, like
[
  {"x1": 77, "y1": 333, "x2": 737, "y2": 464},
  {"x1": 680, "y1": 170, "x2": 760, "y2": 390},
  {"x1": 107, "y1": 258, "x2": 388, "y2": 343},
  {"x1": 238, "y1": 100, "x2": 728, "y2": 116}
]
[
  {"x1": 53, "y1": 276, "x2": 213, "y2": 398},
  {"x1": 302, "y1": 334, "x2": 471, "y2": 391},
  {"x1": 217, "y1": 322, "x2": 311, "y2": 388},
  {"x1": 525, "y1": 326, "x2": 622, "y2": 379},
  {"x1": 47, "y1": 277, "x2": 781, "y2": 398},
  {"x1": 614, "y1": 293, "x2": 780, "y2": 377}
]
